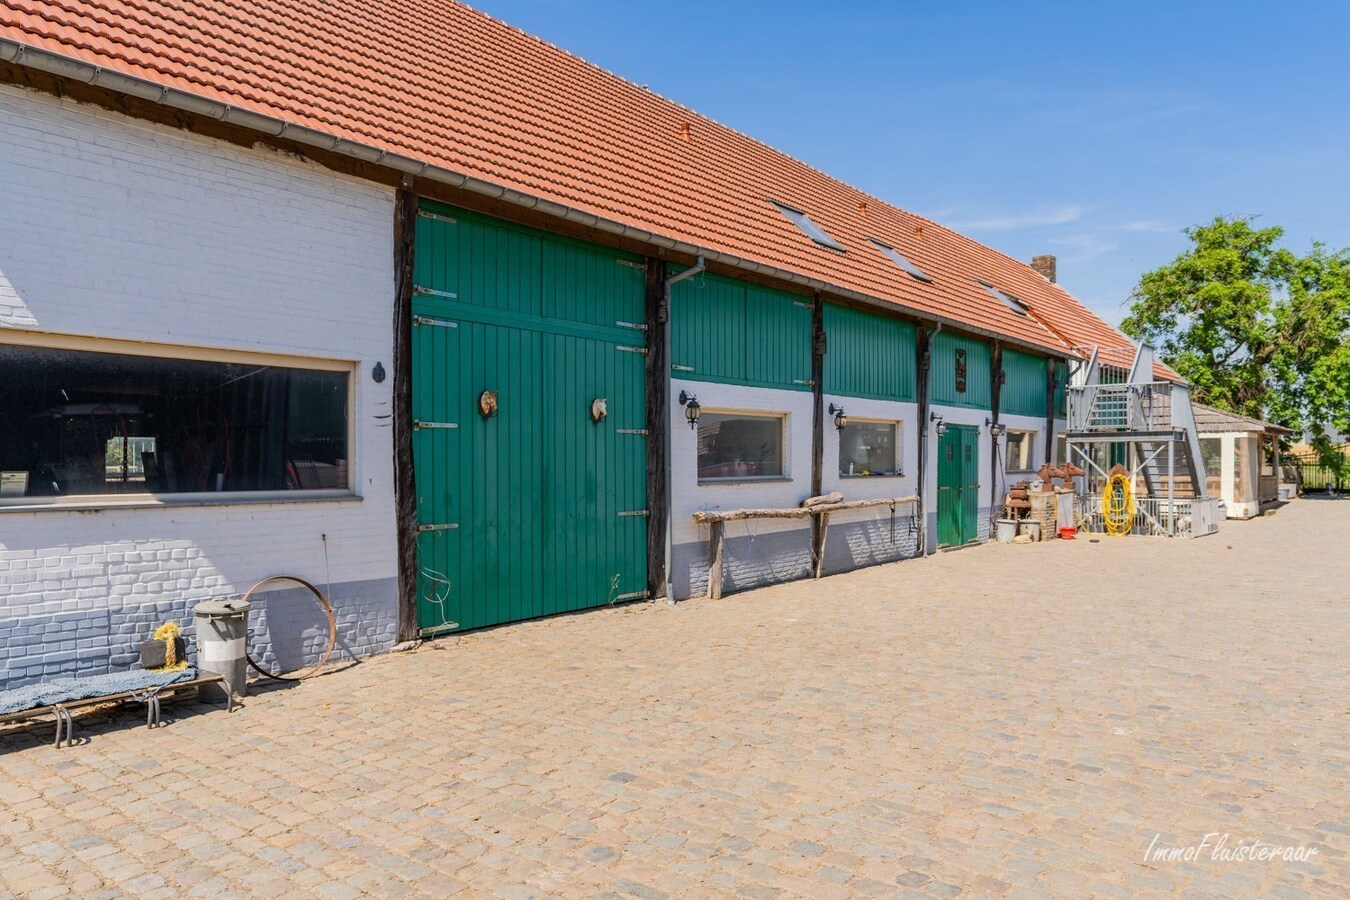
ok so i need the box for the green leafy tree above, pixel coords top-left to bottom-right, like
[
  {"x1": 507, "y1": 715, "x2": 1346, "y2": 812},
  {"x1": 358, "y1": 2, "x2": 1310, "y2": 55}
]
[{"x1": 1122, "y1": 216, "x2": 1350, "y2": 441}]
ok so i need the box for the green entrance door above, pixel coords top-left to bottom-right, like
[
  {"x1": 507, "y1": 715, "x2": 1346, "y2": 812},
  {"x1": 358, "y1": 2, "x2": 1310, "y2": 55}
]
[
  {"x1": 411, "y1": 203, "x2": 649, "y2": 633},
  {"x1": 937, "y1": 424, "x2": 980, "y2": 548}
]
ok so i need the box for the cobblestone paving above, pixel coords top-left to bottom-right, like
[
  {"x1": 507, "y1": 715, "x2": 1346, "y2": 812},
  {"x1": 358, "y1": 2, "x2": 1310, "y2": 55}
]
[{"x1": 2, "y1": 499, "x2": 1347, "y2": 898}]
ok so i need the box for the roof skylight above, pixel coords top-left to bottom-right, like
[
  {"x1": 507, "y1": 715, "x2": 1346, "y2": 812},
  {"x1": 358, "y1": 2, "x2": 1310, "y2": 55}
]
[
  {"x1": 977, "y1": 280, "x2": 1031, "y2": 316},
  {"x1": 868, "y1": 238, "x2": 931, "y2": 282},
  {"x1": 769, "y1": 200, "x2": 845, "y2": 252}
]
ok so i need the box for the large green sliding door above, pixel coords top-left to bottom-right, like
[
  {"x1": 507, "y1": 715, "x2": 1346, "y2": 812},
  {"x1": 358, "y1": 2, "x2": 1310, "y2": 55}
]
[
  {"x1": 937, "y1": 425, "x2": 980, "y2": 548},
  {"x1": 411, "y1": 202, "x2": 648, "y2": 633}
]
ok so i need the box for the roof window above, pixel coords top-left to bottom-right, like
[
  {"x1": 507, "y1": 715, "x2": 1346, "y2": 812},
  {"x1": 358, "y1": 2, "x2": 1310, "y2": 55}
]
[
  {"x1": 977, "y1": 280, "x2": 1031, "y2": 316},
  {"x1": 868, "y1": 238, "x2": 931, "y2": 282},
  {"x1": 769, "y1": 200, "x2": 845, "y2": 252}
]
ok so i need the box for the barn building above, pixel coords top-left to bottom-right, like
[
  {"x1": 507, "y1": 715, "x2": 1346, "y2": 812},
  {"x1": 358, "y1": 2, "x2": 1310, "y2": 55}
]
[{"x1": 0, "y1": 1, "x2": 1186, "y2": 688}]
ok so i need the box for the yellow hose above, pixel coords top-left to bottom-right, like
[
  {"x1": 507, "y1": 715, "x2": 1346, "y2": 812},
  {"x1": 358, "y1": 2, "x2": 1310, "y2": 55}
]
[{"x1": 1102, "y1": 472, "x2": 1135, "y2": 536}]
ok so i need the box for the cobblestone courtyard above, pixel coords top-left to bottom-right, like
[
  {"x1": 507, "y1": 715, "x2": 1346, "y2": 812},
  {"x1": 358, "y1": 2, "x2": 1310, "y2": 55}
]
[{"x1": 2, "y1": 499, "x2": 1347, "y2": 898}]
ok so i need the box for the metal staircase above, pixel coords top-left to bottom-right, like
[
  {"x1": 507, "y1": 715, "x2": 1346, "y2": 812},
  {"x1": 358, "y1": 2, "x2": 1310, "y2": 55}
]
[{"x1": 1064, "y1": 344, "x2": 1220, "y2": 537}]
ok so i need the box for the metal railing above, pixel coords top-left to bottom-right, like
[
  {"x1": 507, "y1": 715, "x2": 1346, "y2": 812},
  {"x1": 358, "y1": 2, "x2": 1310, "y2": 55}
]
[
  {"x1": 1067, "y1": 381, "x2": 1176, "y2": 433},
  {"x1": 1075, "y1": 494, "x2": 1221, "y2": 539}
]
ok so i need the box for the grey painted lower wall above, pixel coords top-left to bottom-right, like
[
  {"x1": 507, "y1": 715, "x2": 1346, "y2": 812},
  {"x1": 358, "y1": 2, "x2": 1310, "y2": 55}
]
[
  {"x1": 821, "y1": 514, "x2": 920, "y2": 575},
  {"x1": 0, "y1": 576, "x2": 398, "y2": 691},
  {"x1": 673, "y1": 526, "x2": 814, "y2": 599},
  {"x1": 673, "y1": 513, "x2": 931, "y2": 598}
]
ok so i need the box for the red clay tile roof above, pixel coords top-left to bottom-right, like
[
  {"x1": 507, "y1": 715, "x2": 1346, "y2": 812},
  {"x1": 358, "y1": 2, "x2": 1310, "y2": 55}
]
[{"x1": 0, "y1": 0, "x2": 1163, "y2": 373}]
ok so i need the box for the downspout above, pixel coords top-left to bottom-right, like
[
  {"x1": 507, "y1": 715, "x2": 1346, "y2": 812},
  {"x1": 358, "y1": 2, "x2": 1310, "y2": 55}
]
[
  {"x1": 662, "y1": 256, "x2": 705, "y2": 599},
  {"x1": 916, "y1": 322, "x2": 941, "y2": 556}
]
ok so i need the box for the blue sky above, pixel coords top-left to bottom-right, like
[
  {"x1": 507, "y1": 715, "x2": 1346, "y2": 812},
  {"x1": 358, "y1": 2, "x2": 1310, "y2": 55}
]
[{"x1": 484, "y1": 0, "x2": 1350, "y2": 327}]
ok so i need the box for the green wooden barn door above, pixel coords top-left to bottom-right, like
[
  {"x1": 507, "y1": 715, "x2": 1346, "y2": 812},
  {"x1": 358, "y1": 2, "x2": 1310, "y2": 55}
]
[
  {"x1": 411, "y1": 202, "x2": 647, "y2": 633},
  {"x1": 959, "y1": 427, "x2": 981, "y2": 544},
  {"x1": 937, "y1": 425, "x2": 980, "y2": 548}
]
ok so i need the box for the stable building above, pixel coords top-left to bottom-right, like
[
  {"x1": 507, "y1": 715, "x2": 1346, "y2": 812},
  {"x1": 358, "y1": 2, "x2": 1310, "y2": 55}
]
[{"x1": 0, "y1": 0, "x2": 1177, "y2": 688}]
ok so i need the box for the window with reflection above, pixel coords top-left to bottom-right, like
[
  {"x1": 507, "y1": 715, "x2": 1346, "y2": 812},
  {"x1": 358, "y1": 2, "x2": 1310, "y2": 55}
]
[
  {"x1": 838, "y1": 419, "x2": 900, "y2": 477},
  {"x1": 696, "y1": 412, "x2": 785, "y2": 482},
  {"x1": 0, "y1": 344, "x2": 349, "y2": 501}
]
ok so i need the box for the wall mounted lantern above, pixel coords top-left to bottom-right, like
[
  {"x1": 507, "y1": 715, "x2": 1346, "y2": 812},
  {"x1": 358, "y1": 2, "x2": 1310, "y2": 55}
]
[
  {"x1": 930, "y1": 410, "x2": 947, "y2": 436},
  {"x1": 828, "y1": 403, "x2": 848, "y2": 431},
  {"x1": 985, "y1": 416, "x2": 1005, "y2": 437},
  {"x1": 678, "y1": 390, "x2": 701, "y2": 429}
]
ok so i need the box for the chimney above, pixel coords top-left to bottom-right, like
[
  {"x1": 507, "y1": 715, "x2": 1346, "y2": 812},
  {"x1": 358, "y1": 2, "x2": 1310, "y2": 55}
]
[{"x1": 1031, "y1": 254, "x2": 1057, "y2": 283}]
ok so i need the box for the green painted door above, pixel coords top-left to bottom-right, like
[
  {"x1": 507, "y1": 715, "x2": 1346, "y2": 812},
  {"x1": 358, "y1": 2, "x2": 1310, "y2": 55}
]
[
  {"x1": 937, "y1": 425, "x2": 980, "y2": 548},
  {"x1": 411, "y1": 202, "x2": 648, "y2": 633}
]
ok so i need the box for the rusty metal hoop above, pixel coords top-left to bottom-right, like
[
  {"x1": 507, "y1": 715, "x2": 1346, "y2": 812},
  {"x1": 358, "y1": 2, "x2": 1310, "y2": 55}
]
[{"x1": 241, "y1": 575, "x2": 336, "y2": 682}]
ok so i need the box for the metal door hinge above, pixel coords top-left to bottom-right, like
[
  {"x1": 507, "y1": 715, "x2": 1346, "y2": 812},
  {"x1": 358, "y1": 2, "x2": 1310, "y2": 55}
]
[
  {"x1": 417, "y1": 210, "x2": 457, "y2": 224},
  {"x1": 413, "y1": 420, "x2": 458, "y2": 430},
  {"x1": 672, "y1": 364, "x2": 695, "y2": 372},
  {"x1": 616, "y1": 428, "x2": 648, "y2": 436},
  {"x1": 614, "y1": 590, "x2": 651, "y2": 602},
  {"x1": 615, "y1": 320, "x2": 648, "y2": 331},
  {"x1": 617, "y1": 509, "x2": 649, "y2": 518},
  {"x1": 794, "y1": 300, "x2": 813, "y2": 309},
  {"x1": 417, "y1": 523, "x2": 459, "y2": 533},
  {"x1": 413, "y1": 285, "x2": 458, "y2": 300},
  {"x1": 616, "y1": 259, "x2": 645, "y2": 270},
  {"x1": 793, "y1": 379, "x2": 815, "y2": 387},
  {"x1": 617, "y1": 345, "x2": 648, "y2": 356},
  {"x1": 413, "y1": 315, "x2": 458, "y2": 328}
]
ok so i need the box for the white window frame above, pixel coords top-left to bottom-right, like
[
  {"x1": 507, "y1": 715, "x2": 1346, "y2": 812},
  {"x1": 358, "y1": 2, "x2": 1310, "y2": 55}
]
[
  {"x1": 1005, "y1": 429, "x2": 1037, "y2": 472},
  {"x1": 0, "y1": 329, "x2": 360, "y2": 511},
  {"x1": 696, "y1": 408, "x2": 790, "y2": 484},
  {"x1": 838, "y1": 417, "x2": 903, "y2": 478}
]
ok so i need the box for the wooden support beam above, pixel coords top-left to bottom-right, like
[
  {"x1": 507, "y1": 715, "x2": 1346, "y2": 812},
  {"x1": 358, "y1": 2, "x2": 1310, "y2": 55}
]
[
  {"x1": 811, "y1": 293, "x2": 826, "y2": 499},
  {"x1": 645, "y1": 258, "x2": 670, "y2": 600},
  {"x1": 813, "y1": 512, "x2": 831, "y2": 579},
  {"x1": 392, "y1": 185, "x2": 420, "y2": 643},
  {"x1": 1045, "y1": 357, "x2": 1058, "y2": 466},
  {"x1": 990, "y1": 339, "x2": 1003, "y2": 536},
  {"x1": 810, "y1": 293, "x2": 826, "y2": 560},
  {"x1": 915, "y1": 326, "x2": 933, "y2": 555},
  {"x1": 707, "y1": 520, "x2": 725, "y2": 600}
]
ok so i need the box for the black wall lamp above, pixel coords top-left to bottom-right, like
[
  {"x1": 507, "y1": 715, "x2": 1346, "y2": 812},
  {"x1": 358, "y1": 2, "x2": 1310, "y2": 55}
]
[
  {"x1": 930, "y1": 411, "x2": 947, "y2": 436},
  {"x1": 985, "y1": 416, "x2": 1005, "y2": 437},
  {"x1": 678, "y1": 390, "x2": 701, "y2": 429},
  {"x1": 828, "y1": 403, "x2": 848, "y2": 431}
]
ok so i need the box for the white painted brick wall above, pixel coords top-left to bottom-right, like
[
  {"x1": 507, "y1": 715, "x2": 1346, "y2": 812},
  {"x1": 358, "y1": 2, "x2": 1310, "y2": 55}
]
[{"x1": 0, "y1": 84, "x2": 399, "y2": 687}]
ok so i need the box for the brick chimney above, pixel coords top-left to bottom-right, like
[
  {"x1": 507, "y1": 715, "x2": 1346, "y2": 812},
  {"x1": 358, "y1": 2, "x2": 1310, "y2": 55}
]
[{"x1": 1031, "y1": 254, "x2": 1057, "y2": 283}]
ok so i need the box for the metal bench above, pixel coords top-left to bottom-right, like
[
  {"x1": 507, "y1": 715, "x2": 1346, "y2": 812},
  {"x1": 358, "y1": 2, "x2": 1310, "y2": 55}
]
[{"x1": 0, "y1": 669, "x2": 232, "y2": 748}]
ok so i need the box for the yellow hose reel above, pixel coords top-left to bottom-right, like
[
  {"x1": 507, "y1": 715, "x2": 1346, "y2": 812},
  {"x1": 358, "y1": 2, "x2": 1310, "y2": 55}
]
[{"x1": 1102, "y1": 471, "x2": 1135, "y2": 536}]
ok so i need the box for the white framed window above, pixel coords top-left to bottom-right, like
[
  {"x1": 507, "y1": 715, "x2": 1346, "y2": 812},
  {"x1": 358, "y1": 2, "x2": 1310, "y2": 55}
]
[
  {"x1": 838, "y1": 418, "x2": 902, "y2": 477},
  {"x1": 697, "y1": 411, "x2": 786, "y2": 482},
  {"x1": 0, "y1": 334, "x2": 355, "y2": 507},
  {"x1": 1006, "y1": 430, "x2": 1036, "y2": 471}
]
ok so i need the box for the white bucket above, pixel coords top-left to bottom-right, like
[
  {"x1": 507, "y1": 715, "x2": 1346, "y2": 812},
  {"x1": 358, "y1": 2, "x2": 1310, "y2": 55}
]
[
  {"x1": 995, "y1": 518, "x2": 1019, "y2": 543},
  {"x1": 1019, "y1": 520, "x2": 1042, "y2": 542}
]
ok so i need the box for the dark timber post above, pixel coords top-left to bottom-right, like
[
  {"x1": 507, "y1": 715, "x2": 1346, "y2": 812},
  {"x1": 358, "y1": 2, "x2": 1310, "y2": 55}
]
[
  {"x1": 809, "y1": 293, "x2": 826, "y2": 567},
  {"x1": 645, "y1": 258, "x2": 670, "y2": 601},
  {"x1": 915, "y1": 326, "x2": 933, "y2": 556},
  {"x1": 1045, "y1": 358, "x2": 1058, "y2": 466},
  {"x1": 811, "y1": 293, "x2": 826, "y2": 499},
  {"x1": 392, "y1": 184, "x2": 420, "y2": 642},
  {"x1": 989, "y1": 340, "x2": 1003, "y2": 532}
]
